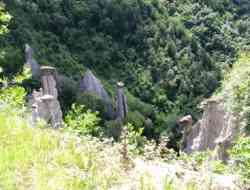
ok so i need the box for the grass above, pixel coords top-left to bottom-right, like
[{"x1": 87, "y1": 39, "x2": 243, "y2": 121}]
[
  {"x1": 214, "y1": 52, "x2": 250, "y2": 114},
  {"x1": 1, "y1": 105, "x2": 239, "y2": 190},
  {"x1": 0, "y1": 105, "x2": 125, "y2": 190},
  {"x1": 0, "y1": 82, "x2": 246, "y2": 190}
]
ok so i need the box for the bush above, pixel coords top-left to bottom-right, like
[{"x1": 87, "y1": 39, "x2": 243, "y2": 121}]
[
  {"x1": 211, "y1": 160, "x2": 228, "y2": 174},
  {"x1": 104, "y1": 119, "x2": 122, "y2": 140},
  {"x1": 0, "y1": 106, "x2": 124, "y2": 190},
  {"x1": 230, "y1": 136, "x2": 250, "y2": 182},
  {"x1": 0, "y1": 3, "x2": 11, "y2": 35},
  {"x1": 0, "y1": 46, "x2": 23, "y2": 77},
  {"x1": 57, "y1": 75, "x2": 78, "y2": 113},
  {"x1": 0, "y1": 86, "x2": 26, "y2": 108},
  {"x1": 126, "y1": 111, "x2": 146, "y2": 129},
  {"x1": 76, "y1": 92, "x2": 108, "y2": 118},
  {"x1": 65, "y1": 104, "x2": 101, "y2": 136},
  {"x1": 154, "y1": 110, "x2": 182, "y2": 150},
  {"x1": 122, "y1": 123, "x2": 147, "y2": 155},
  {"x1": 126, "y1": 91, "x2": 154, "y2": 117}
]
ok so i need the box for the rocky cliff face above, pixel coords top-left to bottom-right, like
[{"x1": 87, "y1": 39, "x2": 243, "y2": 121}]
[
  {"x1": 182, "y1": 99, "x2": 238, "y2": 160},
  {"x1": 79, "y1": 70, "x2": 113, "y2": 118}
]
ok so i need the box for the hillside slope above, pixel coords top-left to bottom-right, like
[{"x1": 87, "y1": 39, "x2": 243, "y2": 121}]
[
  {"x1": 0, "y1": 86, "x2": 246, "y2": 190},
  {"x1": 215, "y1": 52, "x2": 250, "y2": 131},
  {"x1": 1, "y1": 0, "x2": 250, "y2": 137}
]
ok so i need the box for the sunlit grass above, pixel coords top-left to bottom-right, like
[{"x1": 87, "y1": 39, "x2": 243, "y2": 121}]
[{"x1": 0, "y1": 107, "x2": 124, "y2": 190}]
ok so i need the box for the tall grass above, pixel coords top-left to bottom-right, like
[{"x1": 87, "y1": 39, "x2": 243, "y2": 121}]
[{"x1": 0, "y1": 101, "x2": 125, "y2": 190}]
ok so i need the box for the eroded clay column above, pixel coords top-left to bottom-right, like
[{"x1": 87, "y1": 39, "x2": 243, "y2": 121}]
[
  {"x1": 40, "y1": 66, "x2": 62, "y2": 128},
  {"x1": 116, "y1": 82, "x2": 128, "y2": 122},
  {"x1": 41, "y1": 66, "x2": 58, "y2": 97}
]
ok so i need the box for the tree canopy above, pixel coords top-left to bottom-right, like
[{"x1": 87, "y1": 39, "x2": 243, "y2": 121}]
[{"x1": 1, "y1": 0, "x2": 250, "y2": 140}]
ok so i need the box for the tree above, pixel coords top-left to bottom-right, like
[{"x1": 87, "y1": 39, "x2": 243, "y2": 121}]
[{"x1": 0, "y1": 2, "x2": 11, "y2": 35}]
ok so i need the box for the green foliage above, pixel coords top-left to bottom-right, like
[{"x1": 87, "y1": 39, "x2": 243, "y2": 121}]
[
  {"x1": 179, "y1": 151, "x2": 210, "y2": 169},
  {"x1": 104, "y1": 119, "x2": 122, "y2": 140},
  {"x1": 0, "y1": 108, "x2": 124, "y2": 190},
  {"x1": 1, "y1": 0, "x2": 250, "y2": 145},
  {"x1": 127, "y1": 111, "x2": 146, "y2": 129},
  {"x1": 245, "y1": 83, "x2": 250, "y2": 132},
  {"x1": 211, "y1": 160, "x2": 228, "y2": 174},
  {"x1": 124, "y1": 123, "x2": 147, "y2": 154},
  {"x1": 163, "y1": 177, "x2": 174, "y2": 190},
  {"x1": 76, "y1": 92, "x2": 107, "y2": 118},
  {"x1": 215, "y1": 52, "x2": 250, "y2": 132},
  {"x1": 139, "y1": 173, "x2": 156, "y2": 190},
  {"x1": 230, "y1": 136, "x2": 250, "y2": 181},
  {"x1": 0, "y1": 76, "x2": 127, "y2": 190},
  {"x1": 57, "y1": 75, "x2": 78, "y2": 113},
  {"x1": 126, "y1": 90, "x2": 154, "y2": 117},
  {"x1": 65, "y1": 103, "x2": 101, "y2": 136},
  {"x1": 154, "y1": 111, "x2": 182, "y2": 150},
  {"x1": 2, "y1": 0, "x2": 244, "y2": 121},
  {"x1": 0, "y1": 46, "x2": 23, "y2": 76},
  {"x1": 0, "y1": 86, "x2": 26, "y2": 108},
  {"x1": 0, "y1": 2, "x2": 11, "y2": 35},
  {"x1": 185, "y1": 182, "x2": 198, "y2": 190}
]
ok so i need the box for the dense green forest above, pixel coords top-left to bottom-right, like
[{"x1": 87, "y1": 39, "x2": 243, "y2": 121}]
[
  {"x1": 1, "y1": 0, "x2": 250, "y2": 153},
  {"x1": 1, "y1": 0, "x2": 250, "y2": 189},
  {"x1": 1, "y1": 0, "x2": 250, "y2": 145}
]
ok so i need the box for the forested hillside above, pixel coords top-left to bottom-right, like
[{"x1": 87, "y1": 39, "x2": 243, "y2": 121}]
[
  {"x1": 0, "y1": 0, "x2": 250, "y2": 145},
  {"x1": 1, "y1": 0, "x2": 250, "y2": 189},
  {"x1": 1, "y1": 0, "x2": 250, "y2": 138}
]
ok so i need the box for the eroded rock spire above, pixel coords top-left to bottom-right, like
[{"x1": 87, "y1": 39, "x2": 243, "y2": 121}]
[
  {"x1": 79, "y1": 69, "x2": 113, "y2": 118},
  {"x1": 29, "y1": 66, "x2": 63, "y2": 128},
  {"x1": 180, "y1": 99, "x2": 237, "y2": 160},
  {"x1": 116, "y1": 82, "x2": 128, "y2": 122},
  {"x1": 24, "y1": 44, "x2": 41, "y2": 79}
]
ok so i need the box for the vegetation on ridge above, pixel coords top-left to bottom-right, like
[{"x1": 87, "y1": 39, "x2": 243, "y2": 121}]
[
  {"x1": 0, "y1": 1, "x2": 250, "y2": 189},
  {"x1": 1, "y1": 0, "x2": 250, "y2": 143}
]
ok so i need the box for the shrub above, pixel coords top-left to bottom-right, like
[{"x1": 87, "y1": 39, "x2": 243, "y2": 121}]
[
  {"x1": 57, "y1": 75, "x2": 78, "y2": 113},
  {"x1": 230, "y1": 136, "x2": 250, "y2": 182},
  {"x1": 0, "y1": 46, "x2": 23, "y2": 76},
  {"x1": 244, "y1": 83, "x2": 250, "y2": 133},
  {"x1": 0, "y1": 3, "x2": 11, "y2": 35},
  {"x1": 104, "y1": 119, "x2": 122, "y2": 140},
  {"x1": 65, "y1": 103, "x2": 101, "y2": 136},
  {"x1": 211, "y1": 160, "x2": 228, "y2": 174},
  {"x1": 126, "y1": 111, "x2": 146, "y2": 129},
  {"x1": 0, "y1": 86, "x2": 26, "y2": 108},
  {"x1": 126, "y1": 91, "x2": 154, "y2": 117},
  {"x1": 0, "y1": 108, "x2": 124, "y2": 190},
  {"x1": 76, "y1": 92, "x2": 107, "y2": 118},
  {"x1": 123, "y1": 123, "x2": 148, "y2": 155},
  {"x1": 163, "y1": 177, "x2": 174, "y2": 190}
]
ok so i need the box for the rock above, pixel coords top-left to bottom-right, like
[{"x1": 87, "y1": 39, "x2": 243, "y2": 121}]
[
  {"x1": 24, "y1": 44, "x2": 41, "y2": 79},
  {"x1": 178, "y1": 115, "x2": 194, "y2": 151},
  {"x1": 145, "y1": 118, "x2": 153, "y2": 129},
  {"x1": 29, "y1": 66, "x2": 63, "y2": 128},
  {"x1": 41, "y1": 66, "x2": 58, "y2": 97},
  {"x1": 182, "y1": 99, "x2": 237, "y2": 160},
  {"x1": 79, "y1": 70, "x2": 113, "y2": 118},
  {"x1": 179, "y1": 115, "x2": 193, "y2": 126},
  {"x1": 116, "y1": 82, "x2": 128, "y2": 122}
]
